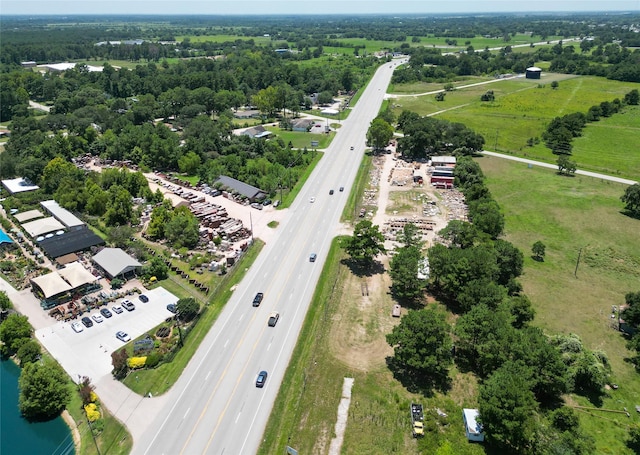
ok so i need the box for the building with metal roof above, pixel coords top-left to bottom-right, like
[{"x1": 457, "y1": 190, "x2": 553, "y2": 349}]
[
  {"x1": 38, "y1": 229, "x2": 105, "y2": 258},
  {"x1": 215, "y1": 175, "x2": 267, "y2": 202},
  {"x1": 92, "y1": 248, "x2": 142, "y2": 279},
  {"x1": 2, "y1": 177, "x2": 40, "y2": 195},
  {"x1": 41, "y1": 200, "x2": 85, "y2": 230}
]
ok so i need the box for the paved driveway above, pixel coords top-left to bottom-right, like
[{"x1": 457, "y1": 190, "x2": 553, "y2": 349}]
[{"x1": 33, "y1": 287, "x2": 178, "y2": 383}]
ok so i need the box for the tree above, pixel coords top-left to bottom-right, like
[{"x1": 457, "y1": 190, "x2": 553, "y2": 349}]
[
  {"x1": 111, "y1": 349, "x2": 129, "y2": 380},
  {"x1": 164, "y1": 206, "x2": 200, "y2": 249},
  {"x1": 557, "y1": 155, "x2": 577, "y2": 175},
  {"x1": 16, "y1": 339, "x2": 41, "y2": 366},
  {"x1": 178, "y1": 151, "x2": 201, "y2": 176},
  {"x1": 107, "y1": 225, "x2": 135, "y2": 249},
  {"x1": 176, "y1": 297, "x2": 200, "y2": 322},
  {"x1": 366, "y1": 117, "x2": 394, "y2": 151},
  {"x1": 467, "y1": 198, "x2": 504, "y2": 239},
  {"x1": 532, "y1": 241, "x2": 546, "y2": 261},
  {"x1": 78, "y1": 376, "x2": 96, "y2": 406},
  {"x1": 19, "y1": 360, "x2": 72, "y2": 421},
  {"x1": 438, "y1": 220, "x2": 481, "y2": 249},
  {"x1": 342, "y1": 220, "x2": 386, "y2": 268},
  {"x1": 389, "y1": 245, "x2": 426, "y2": 302},
  {"x1": 103, "y1": 185, "x2": 134, "y2": 227},
  {"x1": 494, "y1": 240, "x2": 524, "y2": 286},
  {"x1": 0, "y1": 313, "x2": 33, "y2": 356},
  {"x1": 621, "y1": 184, "x2": 640, "y2": 217},
  {"x1": 397, "y1": 222, "x2": 422, "y2": 249},
  {"x1": 0, "y1": 290, "x2": 12, "y2": 310},
  {"x1": 551, "y1": 80, "x2": 559, "y2": 89},
  {"x1": 143, "y1": 257, "x2": 169, "y2": 281},
  {"x1": 621, "y1": 292, "x2": 640, "y2": 328},
  {"x1": 507, "y1": 295, "x2": 535, "y2": 329},
  {"x1": 478, "y1": 361, "x2": 538, "y2": 453},
  {"x1": 624, "y1": 89, "x2": 639, "y2": 105},
  {"x1": 386, "y1": 307, "x2": 452, "y2": 387}
]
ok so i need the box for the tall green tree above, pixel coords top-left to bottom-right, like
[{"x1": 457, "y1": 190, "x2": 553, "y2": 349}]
[
  {"x1": 165, "y1": 206, "x2": 200, "y2": 249},
  {"x1": 19, "y1": 360, "x2": 72, "y2": 420},
  {"x1": 389, "y1": 245, "x2": 426, "y2": 302},
  {"x1": 0, "y1": 313, "x2": 33, "y2": 356},
  {"x1": 366, "y1": 117, "x2": 394, "y2": 151},
  {"x1": 342, "y1": 220, "x2": 386, "y2": 268},
  {"x1": 478, "y1": 361, "x2": 538, "y2": 453},
  {"x1": 386, "y1": 306, "x2": 452, "y2": 388}
]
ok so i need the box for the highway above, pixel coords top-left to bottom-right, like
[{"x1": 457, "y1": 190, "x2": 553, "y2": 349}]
[{"x1": 134, "y1": 60, "x2": 399, "y2": 455}]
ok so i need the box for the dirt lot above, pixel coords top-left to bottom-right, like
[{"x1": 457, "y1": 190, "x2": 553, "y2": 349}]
[{"x1": 329, "y1": 151, "x2": 466, "y2": 371}]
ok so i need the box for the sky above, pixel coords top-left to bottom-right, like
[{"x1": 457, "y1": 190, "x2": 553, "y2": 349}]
[{"x1": 2, "y1": 0, "x2": 639, "y2": 16}]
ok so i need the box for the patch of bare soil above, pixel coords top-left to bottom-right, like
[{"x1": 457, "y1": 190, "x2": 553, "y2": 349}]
[{"x1": 328, "y1": 258, "x2": 397, "y2": 372}]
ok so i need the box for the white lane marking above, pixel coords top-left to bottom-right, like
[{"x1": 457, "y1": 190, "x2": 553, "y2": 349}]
[
  {"x1": 183, "y1": 408, "x2": 191, "y2": 419},
  {"x1": 205, "y1": 371, "x2": 211, "y2": 381},
  {"x1": 224, "y1": 339, "x2": 229, "y2": 348}
]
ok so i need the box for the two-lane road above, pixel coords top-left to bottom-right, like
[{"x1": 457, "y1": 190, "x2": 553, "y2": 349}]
[{"x1": 135, "y1": 60, "x2": 398, "y2": 455}]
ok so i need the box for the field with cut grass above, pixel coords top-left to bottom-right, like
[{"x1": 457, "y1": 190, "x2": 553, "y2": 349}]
[
  {"x1": 479, "y1": 156, "x2": 640, "y2": 454},
  {"x1": 390, "y1": 75, "x2": 640, "y2": 179}
]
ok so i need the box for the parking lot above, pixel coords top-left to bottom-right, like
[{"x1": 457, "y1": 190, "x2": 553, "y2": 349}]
[{"x1": 33, "y1": 286, "x2": 178, "y2": 383}]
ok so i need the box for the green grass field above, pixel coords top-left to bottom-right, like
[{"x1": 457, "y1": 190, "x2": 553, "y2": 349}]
[
  {"x1": 390, "y1": 75, "x2": 640, "y2": 180},
  {"x1": 479, "y1": 156, "x2": 640, "y2": 454}
]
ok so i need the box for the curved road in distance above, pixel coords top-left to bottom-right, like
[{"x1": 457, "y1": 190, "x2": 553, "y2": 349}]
[
  {"x1": 481, "y1": 151, "x2": 638, "y2": 185},
  {"x1": 134, "y1": 60, "x2": 402, "y2": 455}
]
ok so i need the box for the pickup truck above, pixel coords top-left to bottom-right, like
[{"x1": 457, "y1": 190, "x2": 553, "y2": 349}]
[{"x1": 411, "y1": 403, "x2": 424, "y2": 438}]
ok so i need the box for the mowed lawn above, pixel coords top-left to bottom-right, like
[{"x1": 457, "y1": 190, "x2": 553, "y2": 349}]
[
  {"x1": 391, "y1": 75, "x2": 640, "y2": 179},
  {"x1": 479, "y1": 155, "x2": 640, "y2": 454}
]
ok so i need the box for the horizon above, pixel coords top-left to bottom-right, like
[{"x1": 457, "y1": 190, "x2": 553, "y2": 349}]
[{"x1": 2, "y1": 0, "x2": 639, "y2": 16}]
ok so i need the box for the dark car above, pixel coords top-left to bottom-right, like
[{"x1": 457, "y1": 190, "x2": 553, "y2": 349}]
[
  {"x1": 138, "y1": 294, "x2": 149, "y2": 303},
  {"x1": 121, "y1": 300, "x2": 135, "y2": 311},
  {"x1": 166, "y1": 303, "x2": 177, "y2": 314},
  {"x1": 252, "y1": 292, "x2": 264, "y2": 307},
  {"x1": 100, "y1": 308, "x2": 113, "y2": 318},
  {"x1": 268, "y1": 312, "x2": 280, "y2": 327},
  {"x1": 329, "y1": 189, "x2": 334, "y2": 195},
  {"x1": 339, "y1": 186, "x2": 344, "y2": 192},
  {"x1": 262, "y1": 199, "x2": 272, "y2": 206},
  {"x1": 309, "y1": 253, "x2": 317, "y2": 262},
  {"x1": 256, "y1": 370, "x2": 268, "y2": 388},
  {"x1": 81, "y1": 316, "x2": 93, "y2": 328}
]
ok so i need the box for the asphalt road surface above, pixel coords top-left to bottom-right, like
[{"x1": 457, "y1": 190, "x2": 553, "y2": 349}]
[{"x1": 134, "y1": 60, "x2": 399, "y2": 455}]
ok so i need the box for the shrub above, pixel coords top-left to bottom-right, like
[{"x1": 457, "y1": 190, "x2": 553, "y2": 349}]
[
  {"x1": 127, "y1": 356, "x2": 147, "y2": 369},
  {"x1": 145, "y1": 352, "x2": 163, "y2": 368},
  {"x1": 84, "y1": 403, "x2": 101, "y2": 422},
  {"x1": 156, "y1": 326, "x2": 170, "y2": 338}
]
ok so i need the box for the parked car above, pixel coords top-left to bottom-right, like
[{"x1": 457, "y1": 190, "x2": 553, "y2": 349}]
[
  {"x1": 116, "y1": 331, "x2": 131, "y2": 342},
  {"x1": 112, "y1": 305, "x2": 123, "y2": 314},
  {"x1": 91, "y1": 314, "x2": 104, "y2": 323},
  {"x1": 250, "y1": 202, "x2": 263, "y2": 210},
  {"x1": 166, "y1": 303, "x2": 177, "y2": 314},
  {"x1": 268, "y1": 312, "x2": 280, "y2": 327},
  {"x1": 71, "y1": 322, "x2": 84, "y2": 333},
  {"x1": 262, "y1": 199, "x2": 272, "y2": 206},
  {"x1": 252, "y1": 292, "x2": 264, "y2": 307},
  {"x1": 256, "y1": 370, "x2": 268, "y2": 388},
  {"x1": 100, "y1": 308, "x2": 113, "y2": 318},
  {"x1": 121, "y1": 300, "x2": 135, "y2": 311},
  {"x1": 81, "y1": 317, "x2": 93, "y2": 328},
  {"x1": 309, "y1": 253, "x2": 317, "y2": 262},
  {"x1": 138, "y1": 294, "x2": 149, "y2": 303}
]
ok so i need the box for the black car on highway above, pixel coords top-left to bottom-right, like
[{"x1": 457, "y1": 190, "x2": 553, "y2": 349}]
[{"x1": 252, "y1": 292, "x2": 264, "y2": 307}]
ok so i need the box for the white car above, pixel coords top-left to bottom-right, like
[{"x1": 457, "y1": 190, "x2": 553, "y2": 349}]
[
  {"x1": 91, "y1": 314, "x2": 104, "y2": 323},
  {"x1": 71, "y1": 322, "x2": 84, "y2": 333},
  {"x1": 310, "y1": 197, "x2": 316, "y2": 203},
  {"x1": 112, "y1": 305, "x2": 123, "y2": 314},
  {"x1": 116, "y1": 331, "x2": 131, "y2": 342}
]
